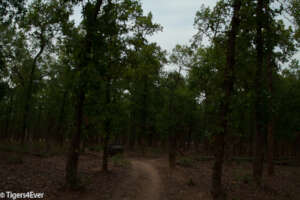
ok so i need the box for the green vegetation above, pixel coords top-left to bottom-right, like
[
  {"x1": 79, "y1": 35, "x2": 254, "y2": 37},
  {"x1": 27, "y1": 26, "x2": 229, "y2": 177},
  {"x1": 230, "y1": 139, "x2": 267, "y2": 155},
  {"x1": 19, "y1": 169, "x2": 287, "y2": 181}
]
[
  {"x1": 0, "y1": 142, "x2": 65, "y2": 157},
  {"x1": 111, "y1": 154, "x2": 130, "y2": 167},
  {"x1": 177, "y1": 156, "x2": 195, "y2": 167},
  {"x1": 5, "y1": 153, "x2": 24, "y2": 165},
  {"x1": 0, "y1": 0, "x2": 300, "y2": 199}
]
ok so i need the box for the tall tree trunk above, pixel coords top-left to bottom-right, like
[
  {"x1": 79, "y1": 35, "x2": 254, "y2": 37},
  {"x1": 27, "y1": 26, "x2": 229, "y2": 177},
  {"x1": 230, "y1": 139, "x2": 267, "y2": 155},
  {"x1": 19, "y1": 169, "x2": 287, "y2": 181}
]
[
  {"x1": 57, "y1": 89, "x2": 68, "y2": 146},
  {"x1": 65, "y1": 89, "x2": 84, "y2": 188},
  {"x1": 148, "y1": 132, "x2": 153, "y2": 147},
  {"x1": 265, "y1": 0, "x2": 274, "y2": 177},
  {"x1": 46, "y1": 110, "x2": 54, "y2": 153},
  {"x1": 33, "y1": 103, "x2": 42, "y2": 141},
  {"x1": 296, "y1": 133, "x2": 300, "y2": 163},
  {"x1": 4, "y1": 94, "x2": 13, "y2": 139},
  {"x1": 140, "y1": 75, "x2": 148, "y2": 154},
  {"x1": 267, "y1": 120, "x2": 274, "y2": 175},
  {"x1": 266, "y1": 59, "x2": 274, "y2": 176},
  {"x1": 102, "y1": 132, "x2": 110, "y2": 171},
  {"x1": 168, "y1": 134, "x2": 177, "y2": 169},
  {"x1": 65, "y1": 0, "x2": 103, "y2": 188},
  {"x1": 129, "y1": 122, "x2": 136, "y2": 150},
  {"x1": 102, "y1": 79, "x2": 111, "y2": 172},
  {"x1": 21, "y1": 35, "x2": 45, "y2": 144},
  {"x1": 168, "y1": 100, "x2": 177, "y2": 169},
  {"x1": 187, "y1": 127, "x2": 192, "y2": 151},
  {"x1": 211, "y1": 1, "x2": 241, "y2": 199},
  {"x1": 253, "y1": 0, "x2": 265, "y2": 187},
  {"x1": 168, "y1": 63, "x2": 184, "y2": 169}
]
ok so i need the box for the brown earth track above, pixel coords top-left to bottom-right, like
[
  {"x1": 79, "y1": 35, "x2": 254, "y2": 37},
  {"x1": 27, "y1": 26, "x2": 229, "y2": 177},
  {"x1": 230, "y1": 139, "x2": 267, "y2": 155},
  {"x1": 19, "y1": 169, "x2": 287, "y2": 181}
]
[{"x1": 112, "y1": 159, "x2": 163, "y2": 200}]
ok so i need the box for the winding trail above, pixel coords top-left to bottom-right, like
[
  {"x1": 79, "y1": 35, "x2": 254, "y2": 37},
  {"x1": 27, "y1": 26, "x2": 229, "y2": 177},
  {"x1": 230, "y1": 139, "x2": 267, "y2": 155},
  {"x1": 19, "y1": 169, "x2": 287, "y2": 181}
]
[{"x1": 112, "y1": 159, "x2": 163, "y2": 200}]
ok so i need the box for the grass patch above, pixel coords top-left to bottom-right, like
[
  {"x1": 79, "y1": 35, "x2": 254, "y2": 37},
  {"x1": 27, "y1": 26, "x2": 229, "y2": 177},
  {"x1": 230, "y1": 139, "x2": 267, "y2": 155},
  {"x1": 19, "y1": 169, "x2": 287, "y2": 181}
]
[
  {"x1": 5, "y1": 153, "x2": 24, "y2": 165},
  {"x1": 232, "y1": 157, "x2": 252, "y2": 163},
  {"x1": 147, "y1": 147, "x2": 163, "y2": 155},
  {"x1": 0, "y1": 143, "x2": 30, "y2": 154},
  {"x1": 177, "y1": 156, "x2": 195, "y2": 167},
  {"x1": 88, "y1": 145, "x2": 103, "y2": 152},
  {"x1": 111, "y1": 154, "x2": 130, "y2": 167},
  {"x1": 193, "y1": 156, "x2": 214, "y2": 162},
  {"x1": 187, "y1": 178, "x2": 196, "y2": 186},
  {"x1": 0, "y1": 142, "x2": 65, "y2": 158},
  {"x1": 234, "y1": 170, "x2": 253, "y2": 184}
]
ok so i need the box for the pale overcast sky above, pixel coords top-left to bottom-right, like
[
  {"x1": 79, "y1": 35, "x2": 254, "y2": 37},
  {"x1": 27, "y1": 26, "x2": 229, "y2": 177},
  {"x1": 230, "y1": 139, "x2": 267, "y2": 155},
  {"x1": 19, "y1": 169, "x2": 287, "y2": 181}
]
[
  {"x1": 71, "y1": 0, "x2": 299, "y2": 68},
  {"x1": 141, "y1": 0, "x2": 217, "y2": 52},
  {"x1": 140, "y1": 0, "x2": 299, "y2": 67},
  {"x1": 72, "y1": 0, "x2": 218, "y2": 53}
]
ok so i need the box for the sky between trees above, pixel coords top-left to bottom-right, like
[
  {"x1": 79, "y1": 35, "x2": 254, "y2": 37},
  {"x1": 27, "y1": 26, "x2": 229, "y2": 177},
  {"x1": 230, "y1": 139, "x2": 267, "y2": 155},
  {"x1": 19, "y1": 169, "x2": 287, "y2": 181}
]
[{"x1": 72, "y1": 0, "x2": 299, "y2": 71}]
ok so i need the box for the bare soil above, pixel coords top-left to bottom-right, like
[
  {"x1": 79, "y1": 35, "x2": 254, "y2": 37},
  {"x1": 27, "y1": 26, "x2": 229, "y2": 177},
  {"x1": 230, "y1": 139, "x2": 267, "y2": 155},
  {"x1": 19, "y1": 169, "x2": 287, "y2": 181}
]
[
  {"x1": 154, "y1": 156, "x2": 300, "y2": 200},
  {"x1": 112, "y1": 159, "x2": 162, "y2": 200},
  {"x1": 0, "y1": 151, "x2": 299, "y2": 200}
]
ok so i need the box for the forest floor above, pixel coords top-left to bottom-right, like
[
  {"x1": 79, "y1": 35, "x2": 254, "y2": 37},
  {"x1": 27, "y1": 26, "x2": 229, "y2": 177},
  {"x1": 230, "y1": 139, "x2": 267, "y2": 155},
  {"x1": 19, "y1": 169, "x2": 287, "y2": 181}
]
[{"x1": 0, "y1": 149, "x2": 300, "y2": 200}]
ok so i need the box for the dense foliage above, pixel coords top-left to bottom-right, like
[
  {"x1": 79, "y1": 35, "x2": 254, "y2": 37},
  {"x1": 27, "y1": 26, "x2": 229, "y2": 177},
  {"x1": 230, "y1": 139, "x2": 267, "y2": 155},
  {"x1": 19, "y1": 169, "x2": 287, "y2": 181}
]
[{"x1": 0, "y1": 0, "x2": 299, "y2": 198}]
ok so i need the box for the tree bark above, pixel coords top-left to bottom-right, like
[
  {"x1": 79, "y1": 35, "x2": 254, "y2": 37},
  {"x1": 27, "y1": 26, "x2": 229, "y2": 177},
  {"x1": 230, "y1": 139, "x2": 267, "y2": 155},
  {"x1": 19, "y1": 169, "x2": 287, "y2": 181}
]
[
  {"x1": 140, "y1": 75, "x2": 148, "y2": 154},
  {"x1": 65, "y1": 89, "x2": 84, "y2": 188},
  {"x1": 4, "y1": 94, "x2": 13, "y2": 139},
  {"x1": 168, "y1": 134, "x2": 177, "y2": 169},
  {"x1": 266, "y1": 53, "x2": 274, "y2": 177},
  {"x1": 129, "y1": 122, "x2": 136, "y2": 150},
  {"x1": 265, "y1": 0, "x2": 274, "y2": 177},
  {"x1": 253, "y1": 0, "x2": 265, "y2": 187},
  {"x1": 57, "y1": 89, "x2": 68, "y2": 146},
  {"x1": 168, "y1": 101, "x2": 177, "y2": 168},
  {"x1": 102, "y1": 79, "x2": 111, "y2": 172},
  {"x1": 211, "y1": 1, "x2": 241, "y2": 199},
  {"x1": 21, "y1": 32, "x2": 45, "y2": 144},
  {"x1": 187, "y1": 127, "x2": 192, "y2": 151},
  {"x1": 267, "y1": 121, "x2": 274, "y2": 175},
  {"x1": 296, "y1": 133, "x2": 300, "y2": 163}
]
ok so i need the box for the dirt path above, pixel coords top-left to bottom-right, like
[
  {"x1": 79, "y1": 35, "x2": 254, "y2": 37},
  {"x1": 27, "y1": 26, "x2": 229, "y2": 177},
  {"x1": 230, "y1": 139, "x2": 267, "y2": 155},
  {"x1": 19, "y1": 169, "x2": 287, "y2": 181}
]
[{"x1": 112, "y1": 159, "x2": 163, "y2": 200}]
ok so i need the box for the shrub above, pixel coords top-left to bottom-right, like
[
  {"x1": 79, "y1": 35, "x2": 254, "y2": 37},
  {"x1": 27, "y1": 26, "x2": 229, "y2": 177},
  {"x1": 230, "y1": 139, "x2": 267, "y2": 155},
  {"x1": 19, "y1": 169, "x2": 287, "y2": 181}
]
[
  {"x1": 177, "y1": 157, "x2": 194, "y2": 167},
  {"x1": 187, "y1": 178, "x2": 196, "y2": 186},
  {"x1": 6, "y1": 154, "x2": 24, "y2": 165},
  {"x1": 111, "y1": 154, "x2": 130, "y2": 167},
  {"x1": 88, "y1": 145, "x2": 103, "y2": 152}
]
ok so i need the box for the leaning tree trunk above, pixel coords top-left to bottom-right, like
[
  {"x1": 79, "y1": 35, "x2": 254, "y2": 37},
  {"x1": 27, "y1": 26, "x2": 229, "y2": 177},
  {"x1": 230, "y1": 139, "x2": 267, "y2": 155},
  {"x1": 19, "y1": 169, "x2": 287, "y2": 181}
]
[
  {"x1": 253, "y1": 0, "x2": 265, "y2": 187},
  {"x1": 21, "y1": 36, "x2": 45, "y2": 144},
  {"x1": 211, "y1": 1, "x2": 241, "y2": 199}
]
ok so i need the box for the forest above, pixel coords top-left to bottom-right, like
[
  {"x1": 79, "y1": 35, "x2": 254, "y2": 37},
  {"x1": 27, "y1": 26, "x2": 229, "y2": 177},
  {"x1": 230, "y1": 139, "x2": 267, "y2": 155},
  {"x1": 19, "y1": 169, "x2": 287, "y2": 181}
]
[{"x1": 0, "y1": 0, "x2": 300, "y2": 200}]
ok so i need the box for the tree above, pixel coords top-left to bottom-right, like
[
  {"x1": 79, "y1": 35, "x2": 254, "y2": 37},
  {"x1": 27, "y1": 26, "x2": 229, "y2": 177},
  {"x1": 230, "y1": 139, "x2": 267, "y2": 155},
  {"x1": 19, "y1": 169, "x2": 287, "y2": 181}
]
[
  {"x1": 126, "y1": 42, "x2": 165, "y2": 152},
  {"x1": 0, "y1": 0, "x2": 25, "y2": 104},
  {"x1": 252, "y1": 0, "x2": 265, "y2": 186},
  {"x1": 211, "y1": 0, "x2": 241, "y2": 198},
  {"x1": 168, "y1": 45, "x2": 193, "y2": 168},
  {"x1": 65, "y1": 0, "x2": 163, "y2": 184},
  {"x1": 65, "y1": 0, "x2": 103, "y2": 188}
]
